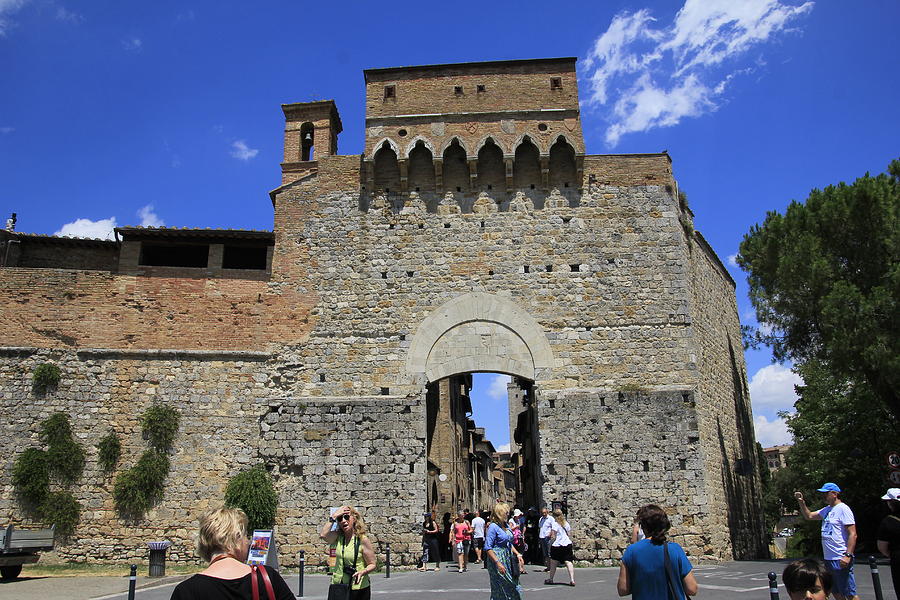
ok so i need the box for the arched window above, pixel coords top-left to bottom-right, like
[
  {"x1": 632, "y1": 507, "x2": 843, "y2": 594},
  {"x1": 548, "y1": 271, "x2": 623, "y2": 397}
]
[
  {"x1": 477, "y1": 138, "x2": 504, "y2": 192},
  {"x1": 549, "y1": 136, "x2": 577, "y2": 189},
  {"x1": 513, "y1": 137, "x2": 541, "y2": 190},
  {"x1": 408, "y1": 141, "x2": 435, "y2": 193},
  {"x1": 300, "y1": 122, "x2": 315, "y2": 161},
  {"x1": 373, "y1": 141, "x2": 400, "y2": 193},
  {"x1": 443, "y1": 139, "x2": 469, "y2": 193}
]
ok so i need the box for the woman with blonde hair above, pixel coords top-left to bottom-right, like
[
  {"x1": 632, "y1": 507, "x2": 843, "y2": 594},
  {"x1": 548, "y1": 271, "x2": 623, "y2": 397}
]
[
  {"x1": 483, "y1": 502, "x2": 525, "y2": 599},
  {"x1": 544, "y1": 508, "x2": 575, "y2": 587},
  {"x1": 170, "y1": 506, "x2": 294, "y2": 599},
  {"x1": 320, "y1": 505, "x2": 377, "y2": 600}
]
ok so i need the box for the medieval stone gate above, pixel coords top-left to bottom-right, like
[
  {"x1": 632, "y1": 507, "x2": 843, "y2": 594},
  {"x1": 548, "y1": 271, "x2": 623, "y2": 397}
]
[{"x1": 0, "y1": 57, "x2": 766, "y2": 566}]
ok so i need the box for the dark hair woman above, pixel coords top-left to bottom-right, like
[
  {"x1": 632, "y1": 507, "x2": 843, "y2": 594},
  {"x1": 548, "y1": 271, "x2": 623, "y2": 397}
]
[
  {"x1": 616, "y1": 505, "x2": 698, "y2": 600},
  {"x1": 782, "y1": 558, "x2": 833, "y2": 600},
  {"x1": 418, "y1": 513, "x2": 441, "y2": 571}
]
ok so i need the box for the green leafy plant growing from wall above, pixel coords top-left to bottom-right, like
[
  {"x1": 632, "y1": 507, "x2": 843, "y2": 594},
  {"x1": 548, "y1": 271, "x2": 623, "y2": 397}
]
[
  {"x1": 10, "y1": 413, "x2": 84, "y2": 538},
  {"x1": 224, "y1": 466, "x2": 278, "y2": 532},
  {"x1": 96, "y1": 431, "x2": 121, "y2": 473},
  {"x1": 114, "y1": 404, "x2": 180, "y2": 519},
  {"x1": 32, "y1": 363, "x2": 61, "y2": 393}
]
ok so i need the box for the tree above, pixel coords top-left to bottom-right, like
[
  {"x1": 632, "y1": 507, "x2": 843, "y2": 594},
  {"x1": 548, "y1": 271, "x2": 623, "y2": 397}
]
[{"x1": 737, "y1": 159, "x2": 900, "y2": 419}]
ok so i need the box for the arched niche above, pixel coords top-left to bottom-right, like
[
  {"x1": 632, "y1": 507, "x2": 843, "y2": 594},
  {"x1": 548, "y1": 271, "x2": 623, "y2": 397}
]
[
  {"x1": 408, "y1": 141, "x2": 435, "y2": 193},
  {"x1": 374, "y1": 141, "x2": 401, "y2": 194},
  {"x1": 549, "y1": 136, "x2": 577, "y2": 189},
  {"x1": 477, "y1": 138, "x2": 505, "y2": 192},
  {"x1": 513, "y1": 136, "x2": 541, "y2": 190},
  {"x1": 443, "y1": 139, "x2": 469, "y2": 193},
  {"x1": 300, "y1": 122, "x2": 315, "y2": 161},
  {"x1": 406, "y1": 292, "x2": 555, "y2": 383}
]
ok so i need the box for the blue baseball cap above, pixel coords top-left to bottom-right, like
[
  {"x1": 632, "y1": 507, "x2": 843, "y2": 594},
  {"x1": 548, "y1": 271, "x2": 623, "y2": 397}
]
[{"x1": 817, "y1": 482, "x2": 841, "y2": 492}]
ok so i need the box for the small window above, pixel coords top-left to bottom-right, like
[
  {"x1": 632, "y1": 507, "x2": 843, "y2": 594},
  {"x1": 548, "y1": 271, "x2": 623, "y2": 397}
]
[
  {"x1": 223, "y1": 245, "x2": 268, "y2": 270},
  {"x1": 477, "y1": 84, "x2": 486, "y2": 93},
  {"x1": 454, "y1": 86, "x2": 463, "y2": 96},
  {"x1": 550, "y1": 77, "x2": 562, "y2": 90},
  {"x1": 384, "y1": 85, "x2": 396, "y2": 99}
]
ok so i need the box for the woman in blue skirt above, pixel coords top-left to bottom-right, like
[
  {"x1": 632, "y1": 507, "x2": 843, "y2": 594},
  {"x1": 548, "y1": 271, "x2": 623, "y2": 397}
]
[{"x1": 484, "y1": 502, "x2": 525, "y2": 600}]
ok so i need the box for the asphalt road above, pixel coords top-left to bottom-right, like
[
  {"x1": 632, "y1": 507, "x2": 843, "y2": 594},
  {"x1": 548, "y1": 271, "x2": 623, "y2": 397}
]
[{"x1": 1, "y1": 560, "x2": 895, "y2": 600}]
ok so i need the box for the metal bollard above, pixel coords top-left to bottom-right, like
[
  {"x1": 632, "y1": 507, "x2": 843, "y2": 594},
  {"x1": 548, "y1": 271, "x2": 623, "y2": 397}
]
[
  {"x1": 869, "y1": 556, "x2": 885, "y2": 600},
  {"x1": 768, "y1": 571, "x2": 780, "y2": 600},
  {"x1": 127, "y1": 564, "x2": 137, "y2": 600},
  {"x1": 385, "y1": 543, "x2": 391, "y2": 579},
  {"x1": 298, "y1": 550, "x2": 305, "y2": 598}
]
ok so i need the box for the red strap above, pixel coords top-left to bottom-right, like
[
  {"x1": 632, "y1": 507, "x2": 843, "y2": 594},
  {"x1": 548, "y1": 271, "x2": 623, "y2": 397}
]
[
  {"x1": 251, "y1": 566, "x2": 260, "y2": 600},
  {"x1": 257, "y1": 565, "x2": 276, "y2": 600}
]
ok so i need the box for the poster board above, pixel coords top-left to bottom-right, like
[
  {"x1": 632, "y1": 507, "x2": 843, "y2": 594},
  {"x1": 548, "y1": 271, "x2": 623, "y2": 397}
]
[{"x1": 247, "y1": 529, "x2": 279, "y2": 569}]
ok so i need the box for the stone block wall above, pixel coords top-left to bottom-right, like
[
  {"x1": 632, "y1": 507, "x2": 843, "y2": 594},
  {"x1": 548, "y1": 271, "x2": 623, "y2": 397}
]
[{"x1": 537, "y1": 389, "x2": 709, "y2": 564}]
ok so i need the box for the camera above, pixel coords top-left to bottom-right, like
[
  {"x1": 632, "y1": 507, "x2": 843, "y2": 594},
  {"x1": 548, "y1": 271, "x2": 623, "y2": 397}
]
[{"x1": 343, "y1": 565, "x2": 357, "y2": 578}]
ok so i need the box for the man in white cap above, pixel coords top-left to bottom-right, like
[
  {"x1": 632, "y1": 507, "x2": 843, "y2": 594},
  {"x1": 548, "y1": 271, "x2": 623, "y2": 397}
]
[
  {"x1": 877, "y1": 488, "x2": 900, "y2": 600},
  {"x1": 795, "y1": 483, "x2": 858, "y2": 600}
]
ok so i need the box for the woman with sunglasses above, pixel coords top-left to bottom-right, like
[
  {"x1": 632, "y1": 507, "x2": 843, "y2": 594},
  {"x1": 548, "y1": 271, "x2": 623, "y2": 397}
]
[{"x1": 320, "y1": 506, "x2": 377, "y2": 600}]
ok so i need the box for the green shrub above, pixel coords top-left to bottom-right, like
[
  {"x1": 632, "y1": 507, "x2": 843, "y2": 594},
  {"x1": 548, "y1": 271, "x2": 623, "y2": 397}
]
[
  {"x1": 141, "y1": 404, "x2": 180, "y2": 451},
  {"x1": 97, "y1": 431, "x2": 121, "y2": 472},
  {"x1": 32, "y1": 363, "x2": 61, "y2": 392},
  {"x1": 40, "y1": 491, "x2": 81, "y2": 539},
  {"x1": 113, "y1": 450, "x2": 170, "y2": 518},
  {"x1": 39, "y1": 413, "x2": 85, "y2": 485},
  {"x1": 224, "y1": 466, "x2": 278, "y2": 532},
  {"x1": 12, "y1": 448, "x2": 49, "y2": 506}
]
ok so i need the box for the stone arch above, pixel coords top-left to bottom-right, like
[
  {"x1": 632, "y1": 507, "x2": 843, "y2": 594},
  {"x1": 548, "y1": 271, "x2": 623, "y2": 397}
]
[
  {"x1": 476, "y1": 138, "x2": 505, "y2": 192},
  {"x1": 408, "y1": 141, "x2": 435, "y2": 193},
  {"x1": 404, "y1": 136, "x2": 436, "y2": 159},
  {"x1": 406, "y1": 292, "x2": 554, "y2": 383},
  {"x1": 513, "y1": 136, "x2": 541, "y2": 190},
  {"x1": 369, "y1": 137, "x2": 401, "y2": 160},
  {"x1": 512, "y1": 132, "x2": 544, "y2": 155},
  {"x1": 373, "y1": 141, "x2": 400, "y2": 193},
  {"x1": 440, "y1": 136, "x2": 470, "y2": 158},
  {"x1": 549, "y1": 136, "x2": 577, "y2": 189},
  {"x1": 442, "y1": 139, "x2": 469, "y2": 193},
  {"x1": 474, "y1": 134, "x2": 507, "y2": 156}
]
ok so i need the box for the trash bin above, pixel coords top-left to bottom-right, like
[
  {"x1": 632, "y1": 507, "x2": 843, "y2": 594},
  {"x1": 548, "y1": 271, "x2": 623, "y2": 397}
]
[{"x1": 148, "y1": 541, "x2": 171, "y2": 577}]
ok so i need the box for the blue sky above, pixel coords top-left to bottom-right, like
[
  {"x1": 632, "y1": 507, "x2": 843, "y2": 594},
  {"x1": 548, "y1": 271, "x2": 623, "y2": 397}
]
[{"x1": 2, "y1": 0, "x2": 898, "y2": 450}]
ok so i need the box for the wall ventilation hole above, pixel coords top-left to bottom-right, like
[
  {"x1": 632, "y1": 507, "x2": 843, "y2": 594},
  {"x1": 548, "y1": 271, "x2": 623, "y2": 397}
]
[
  {"x1": 359, "y1": 465, "x2": 365, "y2": 474},
  {"x1": 600, "y1": 397, "x2": 606, "y2": 407},
  {"x1": 487, "y1": 184, "x2": 493, "y2": 190},
  {"x1": 682, "y1": 392, "x2": 691, "y2": 403},
  {"x1": 398, "y1": 129, "x2": 407, "y2": 137},
  {"x1": 564, "y1": 182, "x2": 569, "y2": 188},
  {"x1": 380, "y1": 271, "x2": 387, "y2": 279},
  {"x1": 399, "y1": 334, "x2": 405, "y2": 341},
  {"x1": 477, "y1": 84, "x2": 486, "y2": 93},
  {"x1": 409, "y1": 463, "x2": 416, "y2": 473},
  {"x1": 319, "y1": 373, "x2": 326, "y2": 383},
  {"x1": 480, "y1": 221, "x2": 485, "y2": 228},
  {"x1": 642, "y1": 460, "x2": 650, "y2": 472},
  {"x1": 538, "y1": 123, "x2": 548, "y2": 132},
  {"x1": 523, "y1": 265, "x2": 530, "y2": 273},
  {"x1": 588, "y1": 463, "x2": 595, "y2": 474},
  {"x1": 418, "y1": 224, "x2": 424, "y2": 229},
  {"x1": 384, "y1": 85, "x2": 395, "y2": 99},
  {"x1": 388, "y1": 223, "x2": 395, "y2": 229},
  {"x1": 456, "y1": 186, "x2": 462, "y2": 192},
  {"x1": 546, "y1": 264, "x2": 553, "y2": 272},
  {"x1": 530, "y1": 184, "x2": 535, "y2": 190},
  {"x1": 444, "y1": 223, "x2": 451, "y2": 229},
  {"x1": 488, "y1": 270, "x2": 494, "y2": 276},
  {"x1": 548, "y1": 399, "x2": 555, "y2": 409},
  {"x1": 679, "y1": 459, "x2": 687, "y2": 470},
  {"x1": 406, "y1": 271, "x2": 414, "y2": 277},
  {"x1": 454, "y1": 86, "x2": 463, "y2": 95},
  {"x1": 380, "y1": 387, "x2": 390, "y2": 396},
  {"x1": 570, "y1": 264, "x2": 580, "y2": 272},
  {"x1": 415, "y1": 186, "x2": 420, "y2": 192}
]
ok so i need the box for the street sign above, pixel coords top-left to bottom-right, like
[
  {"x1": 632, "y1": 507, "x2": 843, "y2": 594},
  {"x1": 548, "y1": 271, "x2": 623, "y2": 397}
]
[
  {"x1": 889, "y1": 470, "x2": 900, "y2": 486},
  {"x1": 887, "y1": 451, "x2": 900, "y2": 470}
]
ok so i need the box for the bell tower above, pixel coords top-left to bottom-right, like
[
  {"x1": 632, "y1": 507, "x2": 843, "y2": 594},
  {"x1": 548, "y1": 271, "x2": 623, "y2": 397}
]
[{"x1": 281, "y1": 100, "x2": 343, "y2": 185}]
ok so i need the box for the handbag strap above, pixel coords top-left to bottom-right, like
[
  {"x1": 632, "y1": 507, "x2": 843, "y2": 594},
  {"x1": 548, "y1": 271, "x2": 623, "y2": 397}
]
[
  {"x1": 663, "y1": 543, "x2": 690, "y2": 600},
  {"x1": 251, "y1": 566, "x2": 260, "y2": 600},
  {"x1": 258, "y1": 565, "x2": 276, "y2": 600}
]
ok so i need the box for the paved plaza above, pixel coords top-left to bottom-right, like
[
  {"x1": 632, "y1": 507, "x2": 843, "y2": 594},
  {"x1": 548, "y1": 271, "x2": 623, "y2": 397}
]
[{"x1": 1, "y1": 561, "x2": 894, "y2": 600}]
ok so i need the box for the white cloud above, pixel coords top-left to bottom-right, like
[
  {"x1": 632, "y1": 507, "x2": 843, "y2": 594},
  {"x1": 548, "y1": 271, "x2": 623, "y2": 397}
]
[
  {"x1": 582, "y1": 0, "x2": 813, "y2": 146},
  {"x1": 122, "y1": 36, "x2": 142, "y2": 51},
  {"x1": 54, "y1": 216, "x2": 117, "y2": 240},
  {"x1": 496, "y1": 443, "x2": 511, "y2": 453},
  {"x1": 486, "y1": 374, "x2": 512, "y2": 401},
  {"x1": 727, "y1": 254, "x2": 739, "y2": 267},
  {"x1": 749, "y1": 363, "x2": 802, "y2": 412},
  {"x1": 0, "y1": 0, "x2": 28, "y2": 36},
  {"x1": 55, "y1": 6, "x2": 82, "y2": 24},
  {"x1": 137, "y1": 204, "x2": 163, "y2": 227},
  {"x1": 230, "y1": 140, "x2": 259, "y2": 161},
  {"x1": 754, "y1": 414, "x2": 792, "y2": 447}
]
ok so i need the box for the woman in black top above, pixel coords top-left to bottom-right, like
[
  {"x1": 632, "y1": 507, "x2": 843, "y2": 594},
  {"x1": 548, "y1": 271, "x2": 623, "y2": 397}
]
[
  {"x1": 418, "y1": 514, "x2": 442, "y2": 571},
  {"x1": 170, "y1": 507, "x2": 294, "y2": 600},
  {"x1": 877, "y1": 488, "x2": 900, "y2": 600}
]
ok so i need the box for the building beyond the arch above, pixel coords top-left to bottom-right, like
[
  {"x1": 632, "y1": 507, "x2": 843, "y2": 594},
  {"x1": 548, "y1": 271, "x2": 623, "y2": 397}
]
[{"x1": 0, "y1": 57, "x2": 767, "y2": 566}]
